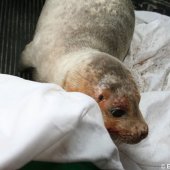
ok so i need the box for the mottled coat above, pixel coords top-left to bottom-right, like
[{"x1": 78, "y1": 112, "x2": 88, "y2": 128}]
[{"x1": 21, "y1": 0, "x2": 148, "y2": 144}]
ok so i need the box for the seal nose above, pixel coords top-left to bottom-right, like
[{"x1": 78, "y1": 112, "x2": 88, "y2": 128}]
[
  {"x1": 139, "y1": 123, "x2": 148, "y2": 140},
  {"x1": 130, "y1": 122, "x2": 148, "y2": 143}
]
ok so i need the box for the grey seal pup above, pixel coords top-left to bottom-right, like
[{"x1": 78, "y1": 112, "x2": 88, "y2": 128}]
[{"x1": 21, "y1": 0, "x2": 148, "y2": 144}]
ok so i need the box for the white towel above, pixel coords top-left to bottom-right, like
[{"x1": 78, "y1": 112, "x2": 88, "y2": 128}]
[
  {"x1": 0, "y1": 74, "x2": 124, "y2": 170},
  {"x1": 124, "y1": 11, "x2": 170, "y2": 92}
]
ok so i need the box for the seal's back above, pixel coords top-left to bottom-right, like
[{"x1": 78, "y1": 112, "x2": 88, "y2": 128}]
[{"x1": 33, "y1": 0, "x2": 135, "y2": 61}]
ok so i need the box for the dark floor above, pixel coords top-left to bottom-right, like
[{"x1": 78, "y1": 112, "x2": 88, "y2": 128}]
[
  {"x1": 0, "y1": 0, "x2": 170, "y2": 80},
  {"x1": 133, "y1": 0, "x2": 170, "y2": 16},
  {"x1": 0, "y1": 0, "x2": 45, "y2": 79}
]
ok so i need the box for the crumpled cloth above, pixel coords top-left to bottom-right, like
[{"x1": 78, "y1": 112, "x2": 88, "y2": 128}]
[
  {"x1": 119, "y1": 11, "x2": 170, "y2": 170},
  {"x1": 0, "y1": 74, "x2": 124, "y2": 170},
  {"x1": 124, "y1": 11, "x2": 170, "y2": 92}
]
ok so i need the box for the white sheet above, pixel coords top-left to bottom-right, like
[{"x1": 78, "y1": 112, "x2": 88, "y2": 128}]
[
  {"x1": 119, "y1": 11, "x2": 170, "y2": 170},
  {"x1": 0, "y1": 74, "x2": 124, "y2": 170},
  {"x1": 124, "y1": 11, "x2": 170, "y2": 92}
]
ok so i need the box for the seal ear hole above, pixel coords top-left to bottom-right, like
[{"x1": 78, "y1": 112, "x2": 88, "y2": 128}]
[{"x1": 98, "y1": 94, "x2": 104, "y2": 102}]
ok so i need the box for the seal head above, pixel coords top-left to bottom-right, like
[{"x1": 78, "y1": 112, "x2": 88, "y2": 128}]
[{"x1": 63, "y1": 50, "x2": 148, "y2": 144}]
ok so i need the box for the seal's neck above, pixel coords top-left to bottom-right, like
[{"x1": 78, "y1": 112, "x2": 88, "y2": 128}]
[{"x1": 50, "y1": 48, "x2": 100, "y2": 87}]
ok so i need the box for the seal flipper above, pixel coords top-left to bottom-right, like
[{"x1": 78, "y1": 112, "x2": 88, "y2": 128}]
[
  {"x1": 17, "y1": 42, "x2": 36, "y2": 80},
  {"x1": 18, "y1": 42, "x2": 35, "y2": 72}
]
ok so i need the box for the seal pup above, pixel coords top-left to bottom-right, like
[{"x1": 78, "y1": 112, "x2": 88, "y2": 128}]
[{"x1": 21, "y1": 0, "x2": 148, "y2": 144}]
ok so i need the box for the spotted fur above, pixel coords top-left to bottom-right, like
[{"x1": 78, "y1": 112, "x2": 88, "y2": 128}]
[{"x1": 21, "y1": 0, "x2": 148, "y2": 144}]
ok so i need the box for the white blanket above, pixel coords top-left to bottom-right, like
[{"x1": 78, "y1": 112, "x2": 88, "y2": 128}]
[
  {"x1": 124, "y1": 11, "x2": 170, "y2": 92},
  {"x1": 0, "y1": 74, "x2": 123, "y2": 170},
  {"x1": 119, "y1": 11, "x2": 170, "y2": 170}
]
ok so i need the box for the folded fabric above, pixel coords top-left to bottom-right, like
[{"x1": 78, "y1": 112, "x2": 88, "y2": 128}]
[
  {"x1": 124, "y1": 11, "x2": 170, "y2": 92},
  {"x1": 0, "y1": 74, "x2": 124, "y2": 170}
]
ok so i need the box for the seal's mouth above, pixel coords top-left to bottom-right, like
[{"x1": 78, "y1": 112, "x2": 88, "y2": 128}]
[{"x1": 108, "y1": 128, "x2": 148, "y2": 144}]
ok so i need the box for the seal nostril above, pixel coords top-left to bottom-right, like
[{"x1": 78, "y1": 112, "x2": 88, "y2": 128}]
[
  {"x1": 140, "y1": 130, "x2": 148, "y2": 139},
  {"x1": 141, "y1": 133, "x2": 146, "y2": 139}
]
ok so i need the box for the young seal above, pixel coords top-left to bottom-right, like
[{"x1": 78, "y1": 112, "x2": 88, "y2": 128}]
[{"x1": 21, "y1": 0, "x2": 148, "y2": 144}]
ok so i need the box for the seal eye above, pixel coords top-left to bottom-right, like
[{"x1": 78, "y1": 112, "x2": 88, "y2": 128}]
[
  {"x1": 110, "y1": 108, "x2": 126, "y2": 117},
  {"x1": 98, "y1": 94, "x2": 104, "y2": 102}
]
